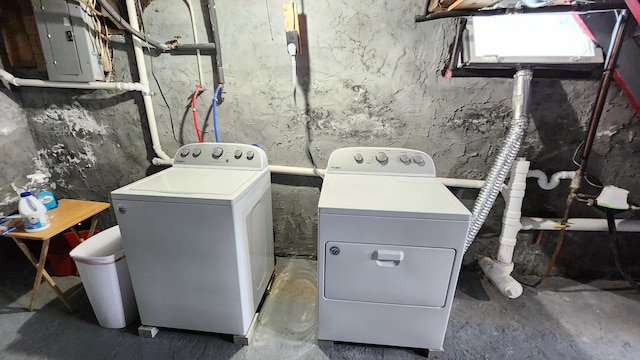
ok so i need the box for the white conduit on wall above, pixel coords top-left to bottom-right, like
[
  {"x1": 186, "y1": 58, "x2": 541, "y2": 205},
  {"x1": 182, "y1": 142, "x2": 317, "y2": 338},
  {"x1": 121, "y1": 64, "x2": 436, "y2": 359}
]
[
  {"x1": 124, "y1": 0, "x2": 172, "y2": 165},
  {"x1": 0, "y1": 69, "x2": 144, "y2": 91}
]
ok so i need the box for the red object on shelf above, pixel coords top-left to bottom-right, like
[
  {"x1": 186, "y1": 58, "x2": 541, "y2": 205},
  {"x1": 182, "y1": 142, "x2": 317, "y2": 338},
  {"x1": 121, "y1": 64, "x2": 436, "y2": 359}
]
[{"x1": 47, "y1": 230, "x2": 99, "y2": 277}]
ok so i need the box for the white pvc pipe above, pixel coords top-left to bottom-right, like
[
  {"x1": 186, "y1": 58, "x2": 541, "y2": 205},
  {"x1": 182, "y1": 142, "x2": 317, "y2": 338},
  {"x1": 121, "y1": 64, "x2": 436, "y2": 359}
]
[
  {"x1": 521, "y1": 217, "x2": 640, "y2": 232},
  {"x1": 497, "y1": 159, "x2": 530, "y2": 264},
  {"x1": 478, "y1": 257, "x2": 522, "y2": 299},
  {"x1": 527, "y1": 169, "x2": 576, "y2": 190},
  {"x1": 269, "y1": 165, "x2": 325, "y2": 177},
  {"x1": 437, "y1": 177, "x2": 484, "y2": 189},
  {"x1": 480, "y1": 158, "x2": 530, "y2": 299},
  {"x1": 268, "y1": 165, "x2": 499, "y2": 191},
  {"x1": 125, "y1": 0, "x2": 172, "y2": 165},
  {"x1": 185, "y1": 0, "x2": 204, "y2": 86},
  {"x1": 0, "y1": 68, "x2": 144, "y2": 91}
]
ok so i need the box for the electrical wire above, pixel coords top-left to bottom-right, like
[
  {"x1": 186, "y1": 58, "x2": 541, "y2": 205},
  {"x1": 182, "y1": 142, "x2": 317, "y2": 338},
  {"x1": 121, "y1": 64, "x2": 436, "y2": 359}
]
[
  {"x1": 76, "y1": 0, "x2": 112, "y2": 80},
  {"x1": 571, "y1": 141, "x2": 604, "y2": 189},
  {"x1": 150, "y1": 55, "x2": 179, "y2": 144},
  {"x1": 94, "y1": 0, "x2": 169, "y2": 51},
  {"x1": 293, "y1": 87, "x2": 321, "y2": 178},
  {"x1": 135, "y1": 0, "x2": 179, "y2": 144},
  {"x1": 289, "y1": 46, "x2": 322, "y2": 178},
  {"x1": 606, "y1": 210, "x2": 640, "y2": 294},
  {"x1": 192, "y1": 86, "x2": 203, "y2": 142},
  {"x1": 74, "y1": 0, "x2": 102, "y2": 16},
  {"x1": 212, "y1": 85, "x2": 222, "y2": 142}
]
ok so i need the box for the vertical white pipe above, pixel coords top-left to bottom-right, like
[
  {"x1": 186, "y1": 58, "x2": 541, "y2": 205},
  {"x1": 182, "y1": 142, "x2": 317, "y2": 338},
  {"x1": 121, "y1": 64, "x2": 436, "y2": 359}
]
[
  {"x1": 185, "y1": 0, "x2": 204, "y2": 87},
  {"x1": 479, "y1": 158, "x2": 530, "y2": 299},
  {"x1": 125, "y1": 0, "x2": 172, "y2": 164},
  {"x1": 497, "y1": 158, "x2": 529, "y2": 264}
]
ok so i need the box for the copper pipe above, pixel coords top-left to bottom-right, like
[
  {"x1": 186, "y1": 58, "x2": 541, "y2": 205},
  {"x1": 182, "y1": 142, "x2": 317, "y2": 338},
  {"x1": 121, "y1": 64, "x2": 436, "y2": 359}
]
[
  {"x1": 534, "y1": 230, "x2": 544, "y2": 245},
  {"x1": 543, "y1": 10, "x2": 629, "y2": 277}
]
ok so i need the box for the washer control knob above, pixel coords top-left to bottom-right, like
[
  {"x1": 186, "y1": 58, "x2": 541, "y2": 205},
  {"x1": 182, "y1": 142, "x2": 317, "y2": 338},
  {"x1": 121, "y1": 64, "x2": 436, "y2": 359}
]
[
  {"x1": 375, "y1": 152, "x2": 388, "y2": 164},
  {"x1": 354, "y1": 153, "x2": 364, "y2": 164},
  {"x1": 180, "y1": 148, "x2": 190, "y2": 157},
  {"x1": 192, "y1": 148, "x2": 201, "y2": 157},
  {"x1": 212, "y1": 147, "x2": 224, "y2": 159},
  {"x1": 413, "y1": 155, "x2": 424, "y2": 165},
  {"x1": 246, "y1": 150, "x2": 255, "y2": 160},
  {"x1": 234, "y1": 150, "x2": 243, "y2": 159},
  {"x1": 399, "y1": 154, "x2": 410, "y2": 164}
]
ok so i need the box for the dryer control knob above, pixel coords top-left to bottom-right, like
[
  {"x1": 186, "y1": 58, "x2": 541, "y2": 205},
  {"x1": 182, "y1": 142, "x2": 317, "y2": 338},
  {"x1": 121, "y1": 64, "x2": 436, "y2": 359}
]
[
  {"x1": 399, "y1": 154, "x2": 410, "y2": 164},
  {"x1": 192, "y1": 148, "x2": 201, "y2": 157},
  {"x1": 375, "y1": 152, "x2": 388, "y2": 164},
  {"x1": 212, "y1": 147, "x2": 224, "y2": 159},
  {"x1": 354, "y1": 153, "x2": 364, "y2": 164},
  {"x1": 413, "y1": 155, "x2": 424, "y2": 165},
  {"x1": 246, "y1": 150, "x2": 255, "y2": 160},
  {"x1": 234, "y1": 150, "x2": 243, "y2": 159},
  {"x1": 180, "y1": 148, "x2": 190, "y2": 157}
]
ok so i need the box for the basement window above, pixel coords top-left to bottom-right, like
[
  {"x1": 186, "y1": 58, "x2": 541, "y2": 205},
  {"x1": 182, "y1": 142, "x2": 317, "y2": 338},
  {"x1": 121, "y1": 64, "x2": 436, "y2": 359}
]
[{"x1": 449, "y1": 13, "x2": 605, "y2": 77}]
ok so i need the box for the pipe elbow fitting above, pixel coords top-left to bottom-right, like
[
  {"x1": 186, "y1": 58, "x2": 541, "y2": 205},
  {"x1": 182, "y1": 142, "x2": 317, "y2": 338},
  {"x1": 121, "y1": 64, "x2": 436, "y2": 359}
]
[{"x1": 478, "y1": 257, "x2": 523, "y2": 299}]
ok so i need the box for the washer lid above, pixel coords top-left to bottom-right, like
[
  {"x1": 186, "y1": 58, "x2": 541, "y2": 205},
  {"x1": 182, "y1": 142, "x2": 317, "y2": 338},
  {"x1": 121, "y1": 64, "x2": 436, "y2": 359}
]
[
  {"x1": 318, "y1": 174, "x2": 470, "y2": 221},
  {"x1": 111, "y1": 167, "x2": 264, "y2": 204}
]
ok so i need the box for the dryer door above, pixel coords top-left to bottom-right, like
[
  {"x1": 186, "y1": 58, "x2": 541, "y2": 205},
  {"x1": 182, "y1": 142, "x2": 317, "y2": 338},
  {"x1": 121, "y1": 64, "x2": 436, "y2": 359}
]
[{"x1": 324, "y1": 242, "x2": 455, "y2": 307}]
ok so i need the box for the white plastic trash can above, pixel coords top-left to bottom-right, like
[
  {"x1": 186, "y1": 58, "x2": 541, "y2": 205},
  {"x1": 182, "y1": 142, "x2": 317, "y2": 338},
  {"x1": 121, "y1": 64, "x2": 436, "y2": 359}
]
[{"x1": 70, "y1": 226, "x2": 138, "y2": 329}]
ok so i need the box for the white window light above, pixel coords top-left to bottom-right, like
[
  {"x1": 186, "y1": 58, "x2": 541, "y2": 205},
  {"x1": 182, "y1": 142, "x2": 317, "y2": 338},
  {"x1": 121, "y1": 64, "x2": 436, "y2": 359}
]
[{"x1": 467, "y1": 13, "x2": 603, "y2": 64}]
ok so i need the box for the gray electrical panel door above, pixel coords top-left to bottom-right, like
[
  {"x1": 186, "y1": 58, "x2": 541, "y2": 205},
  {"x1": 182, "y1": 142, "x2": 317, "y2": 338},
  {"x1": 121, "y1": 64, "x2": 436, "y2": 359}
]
[{"x1": 31, "y1": 0, "x2": 105, "y2": 82}]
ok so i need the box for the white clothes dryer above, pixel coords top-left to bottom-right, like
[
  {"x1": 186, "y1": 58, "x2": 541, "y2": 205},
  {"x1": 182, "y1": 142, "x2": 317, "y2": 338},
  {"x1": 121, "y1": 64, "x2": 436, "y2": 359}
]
[{"x1": 317, "y1": 147, "x2": 470, "y2": 353}]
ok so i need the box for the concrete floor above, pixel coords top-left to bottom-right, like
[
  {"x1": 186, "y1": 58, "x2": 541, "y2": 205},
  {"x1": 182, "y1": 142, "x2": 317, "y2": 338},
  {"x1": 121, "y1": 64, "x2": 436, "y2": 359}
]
[{"x1": 1, "y1": 253, "x2": 639, "y2": 360}]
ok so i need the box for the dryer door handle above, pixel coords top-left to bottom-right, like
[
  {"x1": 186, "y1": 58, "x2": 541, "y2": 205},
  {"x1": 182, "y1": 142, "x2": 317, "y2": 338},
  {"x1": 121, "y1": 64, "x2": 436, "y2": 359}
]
[{"x1": 374, "y1": 249, "x2": 404, "y2": 262}]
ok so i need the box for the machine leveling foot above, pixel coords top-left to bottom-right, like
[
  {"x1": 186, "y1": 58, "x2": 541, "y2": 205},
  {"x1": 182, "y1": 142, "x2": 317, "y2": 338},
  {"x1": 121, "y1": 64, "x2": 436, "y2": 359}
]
[
  {"x1": 426, "y1": 348, "x2": 444, "y2": 358},
  {"x1": 317, "y1": 339, "x2": 334, "y2": 348},
  {"x1": 233, "y1": 312, "x2": 260, "y2": 345},
  {"x1": 138, "y1": 325, "x2": 159, "y2": 338}
]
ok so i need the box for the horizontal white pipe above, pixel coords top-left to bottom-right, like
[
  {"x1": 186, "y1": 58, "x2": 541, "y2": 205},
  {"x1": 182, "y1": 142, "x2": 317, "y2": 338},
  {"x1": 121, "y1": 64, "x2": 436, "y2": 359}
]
[
  {"x1": 438, "y1": 177, "x2": 484, "y2": 189},
  {"x1": 521, "y1": 217, "x2": 640, "y2": 232},
  {"x1": 268, "y1": 165, "x2": 491, "y2": 187},
  {"x1": 269, "y1": 165, "x2": 326, "y2": 177},
  {"x1": 527, "y1": 169, "x2": 576, "y2": 190},
  {"x1": 0, "y1": 69, "x2": 144, "y2": 91}
]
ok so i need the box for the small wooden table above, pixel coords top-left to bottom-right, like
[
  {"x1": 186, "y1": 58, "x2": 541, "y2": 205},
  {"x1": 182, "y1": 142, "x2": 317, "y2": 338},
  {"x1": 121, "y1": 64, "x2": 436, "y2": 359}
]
[{"x1": 9, "y1": 199, "x2": 110, "y2": 311}]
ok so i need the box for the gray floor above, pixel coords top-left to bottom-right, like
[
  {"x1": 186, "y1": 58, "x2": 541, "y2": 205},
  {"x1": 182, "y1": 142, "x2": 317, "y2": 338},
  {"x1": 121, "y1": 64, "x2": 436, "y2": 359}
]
[{"x1": 1, "y1": 255, "x2": 640, "y2": 360}]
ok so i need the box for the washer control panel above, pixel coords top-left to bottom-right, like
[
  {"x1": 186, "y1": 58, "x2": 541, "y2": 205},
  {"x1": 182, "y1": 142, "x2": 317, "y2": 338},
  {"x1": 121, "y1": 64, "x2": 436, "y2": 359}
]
[
  {"x1": 326, "y1": 147, "x2": 436, "y2": 176},
  {"x1": 173, "y1": 143, "x2": 268, "y2": 169}
]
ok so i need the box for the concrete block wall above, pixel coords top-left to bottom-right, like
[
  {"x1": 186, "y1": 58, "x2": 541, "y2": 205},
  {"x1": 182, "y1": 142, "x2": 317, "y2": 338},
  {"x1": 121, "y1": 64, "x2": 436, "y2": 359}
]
[{"x1": 1, "y1": 0, "x2": 639, "y2": 278}]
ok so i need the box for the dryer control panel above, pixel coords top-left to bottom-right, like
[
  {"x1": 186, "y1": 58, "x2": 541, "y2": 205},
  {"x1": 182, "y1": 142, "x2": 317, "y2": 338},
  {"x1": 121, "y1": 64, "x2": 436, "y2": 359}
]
[
  {"x1": 173, "y1": 143, "x2": 268, "y2": 170},
  {"x1": 326, "y1": 147, "x2": 436, "y2": 177}
]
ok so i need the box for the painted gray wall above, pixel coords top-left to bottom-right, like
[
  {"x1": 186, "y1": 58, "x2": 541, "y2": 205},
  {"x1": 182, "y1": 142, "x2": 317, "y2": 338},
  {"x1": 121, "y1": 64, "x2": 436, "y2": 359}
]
[
  {"x1": 0, "y1": 86, "x2": 38, "y2": 211},
  {"x1": 1, "y1": 0, "x2": 639, "y2": 278}
]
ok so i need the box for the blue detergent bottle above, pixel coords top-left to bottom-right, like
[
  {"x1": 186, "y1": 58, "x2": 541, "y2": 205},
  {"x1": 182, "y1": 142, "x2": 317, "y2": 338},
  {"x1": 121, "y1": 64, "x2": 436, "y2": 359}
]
[{"x1": 27, "y1": 172, "x2": 58, "y2": 210}]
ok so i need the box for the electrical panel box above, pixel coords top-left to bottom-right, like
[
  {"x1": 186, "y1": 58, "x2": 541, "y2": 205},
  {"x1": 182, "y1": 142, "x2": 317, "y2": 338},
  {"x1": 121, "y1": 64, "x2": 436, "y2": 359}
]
[{"x1": 31, "y1": 0, "x2": 104, "y2": 82}]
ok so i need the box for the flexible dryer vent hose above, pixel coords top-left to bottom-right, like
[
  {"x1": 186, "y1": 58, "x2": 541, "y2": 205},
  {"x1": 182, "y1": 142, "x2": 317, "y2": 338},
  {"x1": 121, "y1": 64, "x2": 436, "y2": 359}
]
[{"x1": 464, "y1": 69, "x2": 533, "y2": 253}]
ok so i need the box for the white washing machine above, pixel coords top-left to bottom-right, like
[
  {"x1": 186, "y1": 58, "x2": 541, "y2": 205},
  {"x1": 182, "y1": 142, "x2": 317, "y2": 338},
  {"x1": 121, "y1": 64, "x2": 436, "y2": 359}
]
[
  {"x1": 317, "y1": 147, "x2": 471, "y2": 352},
  {"x1": 111, "y1": 143, "x2": 274, "y2": 337}
]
